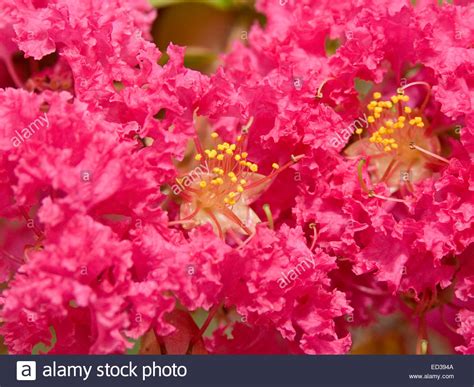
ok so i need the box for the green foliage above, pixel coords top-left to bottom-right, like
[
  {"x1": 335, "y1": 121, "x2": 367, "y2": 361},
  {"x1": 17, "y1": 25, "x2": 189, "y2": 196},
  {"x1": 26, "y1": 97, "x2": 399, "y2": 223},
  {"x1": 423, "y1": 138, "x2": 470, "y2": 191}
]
[{"x1": 32, "y1": 326, "x2": 57, "y2": 355}]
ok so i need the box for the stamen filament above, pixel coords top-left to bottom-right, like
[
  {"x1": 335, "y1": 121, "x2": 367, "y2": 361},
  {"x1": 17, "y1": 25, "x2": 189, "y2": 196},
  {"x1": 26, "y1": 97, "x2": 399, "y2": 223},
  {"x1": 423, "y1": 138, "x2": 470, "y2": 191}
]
[
  {"x1": 262, "y1": 204, "x2": 274, "y2": 230},
  {"x1": 187, "y1": 304, "x2": 220, "y2": 354},
  {"x1": 244, "y1": 154, "x2": 304, "y2": 190},
  {"x1": 379, "y1": 158, "x2": 398, "y2": 183},
  {"x1": 398, "y1": 81, "x2": 431, "y2": 111},
  {"x1": 315, "y1": 77, "x2": 335, "y2": 99},
  {"x1": 206, "y1": 210, "x2": 224, "y2": 239},
  {"x1": 309, "y1": 223, "x2": 318, "y2": 251},
  {"x1": 220, "y1": 206, "x2": 252, "y2": 235},
  {"x1": 369, "y1": 190, "x2": 408, "y2": 205},
  {"x1": 410, "y1": 143, "x2": 449, "y2": 164},
  {"x1": 357, "y1": 159, "x2": 370, "y2": 193}
]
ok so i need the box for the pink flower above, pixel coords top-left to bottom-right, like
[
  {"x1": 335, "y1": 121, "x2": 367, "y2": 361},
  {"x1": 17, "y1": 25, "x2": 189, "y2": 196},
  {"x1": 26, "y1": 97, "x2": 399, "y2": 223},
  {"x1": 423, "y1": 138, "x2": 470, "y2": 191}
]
[
  {"x1": 455, "y1": 309, "x2": 474, "y2": 354},
  {"x1": 1, "y1": 0, "x2": 472, "y2": 355},
  {"x1": 221, "y1": 225, "x2": 352, "y2": 354}
]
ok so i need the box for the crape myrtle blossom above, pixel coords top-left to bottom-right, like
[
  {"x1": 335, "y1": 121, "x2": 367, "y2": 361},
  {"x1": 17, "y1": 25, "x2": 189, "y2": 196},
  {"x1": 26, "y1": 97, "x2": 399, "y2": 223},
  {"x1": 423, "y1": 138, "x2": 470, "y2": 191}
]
[
  {"x1": 201, "y1": 0, "x2": 474, "y2": 353},
  {"x1": 0, "y1": 0, "x2": 472, "y2": 355},
  {"x1": 327, "y1": 2, "x2": 474, "y2": 354},
  {"x1": 285, "y1": 1, "x2": 473, "y2": 352},
  {"x1": 0, "y1": 0, "x2": 351, "y2": 355}
]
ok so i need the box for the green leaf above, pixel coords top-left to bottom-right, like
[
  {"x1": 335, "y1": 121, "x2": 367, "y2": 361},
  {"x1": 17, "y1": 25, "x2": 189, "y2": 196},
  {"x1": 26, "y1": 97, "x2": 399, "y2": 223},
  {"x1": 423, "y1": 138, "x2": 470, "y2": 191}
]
[
  {"x1": 325, "y1": 37, "x2": 340, "y2": 57},
  {"x1": 125, "y1": 337, "x2": 142, "y2": 355},
  {"x1": 32, "y1": 326, "x2": 57, "y2": 355},
  {"x1": 354, "y1": 78, "x2": 373, "y2": 100}
]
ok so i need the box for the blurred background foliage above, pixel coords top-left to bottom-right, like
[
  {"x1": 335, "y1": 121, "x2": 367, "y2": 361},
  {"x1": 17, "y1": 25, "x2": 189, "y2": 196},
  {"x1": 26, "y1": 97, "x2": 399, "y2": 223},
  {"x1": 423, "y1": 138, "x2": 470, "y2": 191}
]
[{"x1": 151, "y1": 0, "x2": 263, "y2": 73}]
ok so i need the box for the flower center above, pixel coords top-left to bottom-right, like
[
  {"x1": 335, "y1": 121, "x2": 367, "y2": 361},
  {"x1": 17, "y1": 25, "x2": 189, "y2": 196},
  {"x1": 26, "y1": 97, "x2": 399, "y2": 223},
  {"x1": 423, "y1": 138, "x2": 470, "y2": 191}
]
[
  {"x1": 169, "y1": 118, "x2": 302, "y2": 239},
  {"x1": 345, "y1": 85, "x2": 448, "y2": 195}
]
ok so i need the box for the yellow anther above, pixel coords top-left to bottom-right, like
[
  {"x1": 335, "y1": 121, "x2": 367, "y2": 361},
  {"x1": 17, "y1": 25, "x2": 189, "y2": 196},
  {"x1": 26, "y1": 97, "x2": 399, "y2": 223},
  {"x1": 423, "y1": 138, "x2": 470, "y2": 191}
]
[
  {"x1": 199, "y1": 180, "x2": 207, "y2": 188},
  {"x1": 401, "y1": 95, "x2": 409, "y2": 102},
  {"x1": 409, "y1": 119, "x2": 416, "y2": 125},
  {"x1": 234, "y1": 154, "x2": 241, "y2": 161},
  {"x1": 385, "y1": 101, "x2": 393, "y2": 108},
  {"x1": 404, "y1": 106, "x2": 412, "y2": 114},
  {"x1": 237, "y1": 135, "x2": 242, "y2": 141},
  {"x1": 226, "y1": 149, "x2": 233, "y2": 155},
  {"x1": 355, "y1": 128, "x2": 363, "y2": 135},
  {"x1": 216, "y1": 178, "x2": 224, "y2": 185},
  {"x1": 228, "y1": 172, "x2": 236, "y2": 178},
  {"x1": 379, "y1": 127, "x2": 387, "y2": 134},
  {"x1": 414, "y1": 117, "x2": 422, "y2": 123},
  {"x1": 374, "y1": 113, "x2": 381, "y2": 119},
  {"x1": 241, "y1": 152, "x2": 248, "y2": 158},
  {"x1": 387, "y1": 128, "x2": 394, "y2": 134},
  {"x1": 237, "y1": 185, "x2": 244, "y2": 193},
  {"x1": 230, "y1": 144, "x2": 236, "y2": 151},
  {"x1": 228, "y1": 192, "x2": 236, "y2": 198},
  {"x1": 374, "y1": 106, "x2": 383, "y2": 114},
  {"x1": 388, "y1": 138, "x2": 395, "y2": 144},
  {"x1": 240, "y1": 179, "x2": 247, "y2": 185},
  {"x1": 368, "y1": 116, "x2": 375, "y2": 123},
  {"x1": 231, "y1": 177, "x2": 238, "y2": 183},
  {"x1": 382, "y1": 139, "x2": 389, "y2": 145},
  {"x1": 204, "y1": 149, "x2": 211, "y2": 155},
  {"x1": 398, "y1": 116, "x2": 406, "y2": 122},
  {"x1": 250, "y1": 164, "x2": 258, "y2": 172},
  {"x1": 391, "y1": 95, "x2": 399, "y2": 104},
  {"x1": 223, "y1": 142, "x2": 230, "y2": 149},
  {"x1": 373, "y1": 92, "x2": 382, "y2": 99},
  {"x1": 217, "y1": 144, "x2": 225, "y2": 151},
  {"x1": 272, "y1": 163, "x2": 280, "y2": 169},
  {"x1": 208, "y1": 150, "x2": 217, "y2": 158},
  {"x1": 384, "y1": 146, "x2": 392, "y2": 152},
  {"x1": 217, "y1": 154, "x2": 224, "y2": 161},
  {"x1": 367, "y1": 104, "x2": 375, "y2": 111},
  {"x1": 391, "y1": 143, "x2": 399, "y2": 149},
  {"x1": 385, "y1": 120, "x2": 394, "y2": 127},
  {"x1": 417, "y1": 122, "x2": 424, "y2": 127},
  {"x1": 213, "y1": 167, "x2": 220, "y2": 173},
  {"x1": 195, "y1": 154, "x2": 203, "y2": 161},
  {"x1": 211, "y1": 132, "x2": 219, "y2": 139},
  {"x1": 369, "y1": 137, "x2": 376, "y2": 143},
  {"x1": 240, "y1": 160, "x2": 247, "y2": 166}
]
